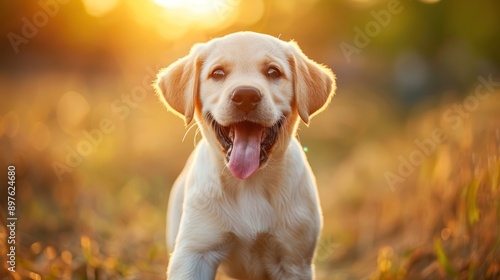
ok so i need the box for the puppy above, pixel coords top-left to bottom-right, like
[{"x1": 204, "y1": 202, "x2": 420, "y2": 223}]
[{"x1": 155, "y1": 31, "x2": 335, "y2": 280}]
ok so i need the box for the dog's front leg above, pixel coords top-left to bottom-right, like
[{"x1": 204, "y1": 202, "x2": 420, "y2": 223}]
[
  {"x1": 167, "y1": 203, "x2": 228, "y2": 279},
  {"x1": 167, "y1": 248, "x2": 223, "y2": 279}
]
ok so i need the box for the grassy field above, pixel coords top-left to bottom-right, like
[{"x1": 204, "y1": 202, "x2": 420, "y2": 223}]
[{"x1": 1, "y1": 75, "x2": 499, "y2": 279}]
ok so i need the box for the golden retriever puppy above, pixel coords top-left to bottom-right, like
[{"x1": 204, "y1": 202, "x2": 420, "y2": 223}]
[{"x1": 155, "y1": 31, "x2": 335, "y2": 280}]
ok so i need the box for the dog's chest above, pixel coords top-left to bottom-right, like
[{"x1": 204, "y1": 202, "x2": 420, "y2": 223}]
[{"x1": 225, "y1": 186, "x2": 276, "y2": 239}]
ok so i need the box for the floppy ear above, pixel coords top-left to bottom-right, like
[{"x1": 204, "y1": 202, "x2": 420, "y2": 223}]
[
  {"x1": 154, "y1": 44, "x2": 204, "y2": 125},
  {"x1": 288, "y1": 41, "x2": 336, "y2": 125}
]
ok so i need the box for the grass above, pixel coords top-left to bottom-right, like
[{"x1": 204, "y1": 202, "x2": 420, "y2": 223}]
[{"x1": 315, "y1": 92, "x2": 500, "y2": 279}]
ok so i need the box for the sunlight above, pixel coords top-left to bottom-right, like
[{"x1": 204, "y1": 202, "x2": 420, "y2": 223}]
[
  {"x1": 153, "y1": 0, "x2": 239, "y2": 28},
  {"x1": 81, "y1": 0, "x2": 120, "y2": 17}
]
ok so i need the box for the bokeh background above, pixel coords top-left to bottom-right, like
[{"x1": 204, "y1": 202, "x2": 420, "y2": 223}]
[{"x1": 1, "y1": 0, "x2": 499, "y2": 279}]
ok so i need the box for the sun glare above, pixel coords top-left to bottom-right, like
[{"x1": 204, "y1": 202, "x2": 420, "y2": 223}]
[
  {"x1": 153, "y1": 0, "x2": 239, "y2": 28},
  {"x1": 81, "y1": 0, "x2": 120, "y2": 17}
]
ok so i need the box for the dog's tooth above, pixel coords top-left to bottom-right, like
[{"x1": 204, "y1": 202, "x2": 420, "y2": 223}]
[{"x1": 228, "y1": 146, "x2": 232, "y2": 155}]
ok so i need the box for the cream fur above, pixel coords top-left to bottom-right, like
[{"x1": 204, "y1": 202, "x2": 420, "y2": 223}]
[{"x1": 155, "y1": 31, "x2": 335, "y2": 280}]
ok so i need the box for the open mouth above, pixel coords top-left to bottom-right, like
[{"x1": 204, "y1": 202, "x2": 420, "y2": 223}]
[{"x1": 207, "y1": 113, "x2": 284, "y2": 179}]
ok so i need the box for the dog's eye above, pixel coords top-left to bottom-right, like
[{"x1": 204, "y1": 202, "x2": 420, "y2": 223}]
[
  {"x1": 267, "y1": 67, "x2": 281, "y2": 79},
  {"x1": 211, "y1": 69, "x2": 225, "y2": 79}
]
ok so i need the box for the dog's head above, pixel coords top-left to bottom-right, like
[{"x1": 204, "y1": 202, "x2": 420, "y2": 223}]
[{"x1": 155, "y1": 32, "x2": 335, "y2": 179}]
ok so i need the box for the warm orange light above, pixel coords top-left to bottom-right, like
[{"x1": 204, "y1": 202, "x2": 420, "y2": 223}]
[
  {"x1": 153, "y1": 0, "x2": 240, "y2": 28},
  {"x1": 81, "y1": 0, "x2": 120, "y2": 17}
]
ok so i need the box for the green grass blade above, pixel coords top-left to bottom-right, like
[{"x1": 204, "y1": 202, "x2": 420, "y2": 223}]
[{"x1": 434, "y1": 237, "x2": 457, "y2": 276}]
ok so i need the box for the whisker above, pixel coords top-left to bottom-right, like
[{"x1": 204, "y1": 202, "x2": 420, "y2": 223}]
[
  {"x1": 182, "y1": 122, "x2": 198, "y2": 142},
  {"x1": 220, "y1": 163, "x2": 228, "y2": 176},
  {"x1": 193, "y1": 127, "x2": 202, "y2": 148}
]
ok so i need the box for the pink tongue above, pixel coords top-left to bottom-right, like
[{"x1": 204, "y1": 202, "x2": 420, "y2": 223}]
[{"x1": 228, "y1": 123, "x2": 263, "y2": 179}]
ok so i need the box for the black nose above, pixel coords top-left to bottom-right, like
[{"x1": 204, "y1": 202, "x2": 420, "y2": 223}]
[{"x1": 231, "y1": 86, "x2": 262, "y2": 113}]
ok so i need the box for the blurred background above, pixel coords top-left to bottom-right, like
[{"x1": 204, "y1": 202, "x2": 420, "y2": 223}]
[{"x1": 0, "y1": 0, "x2": 499, "y2": 279}]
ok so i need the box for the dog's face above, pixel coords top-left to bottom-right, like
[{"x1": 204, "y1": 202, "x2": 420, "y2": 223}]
[{"x1": 155, "y1": 32, "x2": 335, "y2": 179}]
